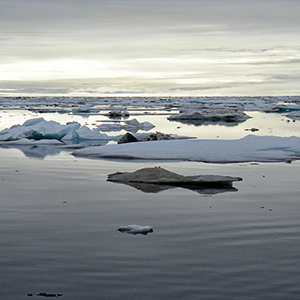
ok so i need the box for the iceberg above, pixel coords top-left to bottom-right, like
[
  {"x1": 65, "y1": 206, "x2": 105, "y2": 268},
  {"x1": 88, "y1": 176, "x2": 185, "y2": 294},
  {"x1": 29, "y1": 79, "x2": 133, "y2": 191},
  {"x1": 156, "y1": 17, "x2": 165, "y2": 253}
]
[
  {"x1": 0, "y1": 118, "x2": 108, "y2": 142},
  {"x1": 73, "y1": 135, "x2": 300, "y2": 163}
]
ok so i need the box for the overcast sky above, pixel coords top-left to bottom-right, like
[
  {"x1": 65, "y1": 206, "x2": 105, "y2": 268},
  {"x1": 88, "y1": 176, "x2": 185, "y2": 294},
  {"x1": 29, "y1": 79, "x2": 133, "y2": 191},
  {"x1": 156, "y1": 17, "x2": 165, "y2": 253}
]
[{"x1": 1, "y1": 0, "x2": 300, "y2": 96}]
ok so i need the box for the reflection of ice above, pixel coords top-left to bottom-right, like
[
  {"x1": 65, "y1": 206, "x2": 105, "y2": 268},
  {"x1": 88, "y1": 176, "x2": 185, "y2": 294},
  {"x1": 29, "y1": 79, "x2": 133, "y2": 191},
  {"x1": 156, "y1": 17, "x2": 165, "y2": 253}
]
[
  {"x1": 112, "y1": 181, "x2": 238, "y2": 195},
  {"x1": 0, "y1": 145, "x2": 62, "y2": 159},
  {"x1": 0, "y1": 139, "x2": 109, "y2": 159}
]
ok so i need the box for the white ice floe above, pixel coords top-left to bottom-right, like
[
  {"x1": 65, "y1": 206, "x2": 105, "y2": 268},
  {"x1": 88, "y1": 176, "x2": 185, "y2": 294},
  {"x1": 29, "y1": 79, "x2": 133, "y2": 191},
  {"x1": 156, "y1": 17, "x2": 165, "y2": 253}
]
[
  {"x1": 0, "y1": 118, "x2": 108, "y2": 142},
  {"x1": 73, "y1": 135, "x2": 300, "y2": 163},
  {"x1": 117, "y1": 225, "x2": 154, "y2": 234},
  {"x1": 168, "y1": 109, "x2": 249, "y2": 124},
  {"x1": 62, "y1": 125, "x2": 108, "y2": 141},
  {"x1": 98, "y1": 118, "x2": 155, "y2": 132},
  {"x1": 72, "y1": 104, "x2": 91, "y2": 113},
  {"x1": 286, "y1": 111, "x2": 300, "y2": 120},
  {"x1": 106, "y1": 108, "x2": 129, "y2": 118}
]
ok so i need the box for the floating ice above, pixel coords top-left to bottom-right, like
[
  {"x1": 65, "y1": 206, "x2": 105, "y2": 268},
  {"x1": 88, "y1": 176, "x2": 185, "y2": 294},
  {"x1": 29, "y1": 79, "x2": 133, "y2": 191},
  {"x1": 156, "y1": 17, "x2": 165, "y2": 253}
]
[
  {"x1": 106, "y1": 109, "x2": 129, "y2": 118},
  {"x1": 72, "y1": 104, "x2": 91, "y2": 113},
  {"x1": 73, "y1": 135, "x2": 300, "y2": 163},
  {"x1": 98, "y1": 118, "x2": 155, "y2": 133},
  {"x1": 0, "y1": 118, "x2": 108, "y2": 142},
  {"x1": 108, "y1": 167, "x2": 241, "y2": 194},
  {"x1": 62, "y1": 125, "x2": 108, "y2": 141},
  {"x1": 168, "y1": 109, "x2": 249, "y2": 125},
  {"x1": 108, "y1": 167, "x2": 242, "y2": 186},
  {"x1": 286, "y1": 111, "x2": 300, "y2": 120},
  {"x1": 117, "y1": 225, "x2": 154, "y2": 235}
]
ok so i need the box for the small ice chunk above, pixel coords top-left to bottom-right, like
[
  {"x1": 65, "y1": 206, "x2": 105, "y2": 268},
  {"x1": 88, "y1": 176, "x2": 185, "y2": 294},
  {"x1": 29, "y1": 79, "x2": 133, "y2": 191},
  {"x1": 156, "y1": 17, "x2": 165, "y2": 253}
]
[
  {"x1": 62, "y1": 126, "x2": 108, "y2": 141},
  {"x1": 98, "y1": 119, "x2": 155, "y2": 133},
  {"x1": 140, "y1": 121, "x2": 155, "y2": 130},
  {"x1": 117, "y1": 225, "x2": 154, "y2": 235},
  {"x1": 22, "y1": 117, "x2": 45, "y2": 127},
  {"x1": 72, "y1": 104, "x2": 91, "y2": 113},
  {"x1": 98, "y1": 123, "x2": 121, "y2": 132},
  {"x1": 74, "y1": 126, "x2": 108, "y2": 140},
  {"x1": 126, "y1": 119, "x2": 140, "y2": 126}
]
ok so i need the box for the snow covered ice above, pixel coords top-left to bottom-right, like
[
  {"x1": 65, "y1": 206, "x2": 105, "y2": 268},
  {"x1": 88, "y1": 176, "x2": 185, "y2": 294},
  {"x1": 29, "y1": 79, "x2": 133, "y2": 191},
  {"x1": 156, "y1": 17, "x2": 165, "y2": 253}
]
[
  {"x1": 73, "y1": 135, "x2": 300, "y2": 163},
  {"x1": 0, "y1": 117, "x2": 108, "y2": 143}
]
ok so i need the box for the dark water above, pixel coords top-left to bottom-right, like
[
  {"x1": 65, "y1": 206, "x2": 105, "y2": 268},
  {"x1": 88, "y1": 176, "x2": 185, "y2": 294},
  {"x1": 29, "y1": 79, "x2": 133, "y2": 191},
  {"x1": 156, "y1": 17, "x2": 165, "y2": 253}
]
[{"x1": 1, "y1": 148, "x2": 300, "y2": 299}]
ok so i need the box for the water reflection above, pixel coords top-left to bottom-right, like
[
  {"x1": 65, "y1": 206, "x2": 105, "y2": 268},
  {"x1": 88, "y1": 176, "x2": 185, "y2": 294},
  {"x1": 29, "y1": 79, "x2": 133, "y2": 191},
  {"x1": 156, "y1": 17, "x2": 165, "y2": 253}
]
[
  {"x1": 168, "y1": 118, "x2": 244, "y2": 127},
  {"x1": 0, "y1": 140, "x2": 108, "y2": 159},
  {"x1": 111, "y1": 181, "x2": 239, "y2": 195}
]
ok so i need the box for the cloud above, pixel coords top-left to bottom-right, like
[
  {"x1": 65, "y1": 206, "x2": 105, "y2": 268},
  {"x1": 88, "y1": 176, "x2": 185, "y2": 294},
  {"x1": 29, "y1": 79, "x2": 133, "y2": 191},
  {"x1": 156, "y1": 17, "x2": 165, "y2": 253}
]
[{"x1": 1, "y1": 0, "x2": 300, "y2": 96}]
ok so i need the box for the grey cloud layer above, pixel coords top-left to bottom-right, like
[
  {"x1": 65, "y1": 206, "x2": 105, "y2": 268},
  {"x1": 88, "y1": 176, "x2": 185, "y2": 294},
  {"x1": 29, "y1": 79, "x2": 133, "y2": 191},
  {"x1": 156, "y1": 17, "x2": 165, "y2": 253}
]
[{"x1": 0, "y1": 0, "x2": 300, "y2": 96}]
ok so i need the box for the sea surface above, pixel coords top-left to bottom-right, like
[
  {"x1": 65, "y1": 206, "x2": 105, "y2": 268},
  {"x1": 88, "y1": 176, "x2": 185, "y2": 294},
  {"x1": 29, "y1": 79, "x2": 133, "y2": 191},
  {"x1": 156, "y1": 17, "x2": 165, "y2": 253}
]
[{"x1": 1, "y1": 97, "x2": 300, "y2": 299}]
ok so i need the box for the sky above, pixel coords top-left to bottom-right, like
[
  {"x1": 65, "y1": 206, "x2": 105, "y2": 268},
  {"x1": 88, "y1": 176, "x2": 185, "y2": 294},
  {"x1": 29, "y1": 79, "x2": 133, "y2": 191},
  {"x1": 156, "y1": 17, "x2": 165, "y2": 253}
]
[{"x1": 1, "y1": 0, "x2": 300, "y2": 97}]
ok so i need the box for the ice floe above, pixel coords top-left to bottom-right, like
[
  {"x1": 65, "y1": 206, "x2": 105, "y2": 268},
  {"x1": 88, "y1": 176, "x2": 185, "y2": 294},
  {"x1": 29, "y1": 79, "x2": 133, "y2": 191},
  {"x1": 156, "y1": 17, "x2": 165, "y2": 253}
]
[
  {"x1": 168, "y1": 108, "x2": 250, "y2": 126},
  {"x1": 285, "y1": 111, "x2": 300, "y2": 121},
  {"x1": 72, "y1": 104, "x2": 92, "y2": 114},
  {"x1": 117, "y1": 225, "x2": 154, "y2": 235},
  {"x1": 107, "y1": 167, "x2": 242, "y2": 194},
  {"x1": 73, "y1": 135, "x2": 300, "y2": 163},
  {"x1": 62, "y1": 125, "x2": 108, "y2": 141},
  {"x1": 98, "y1": 118, "x2": 155, "y2": 133},
  {"x1": 0, "y1": 118, "x2": 108, "y2": 143},
  {"x1": 106, "y1": 108, "x2": 129, "y2": 119}
]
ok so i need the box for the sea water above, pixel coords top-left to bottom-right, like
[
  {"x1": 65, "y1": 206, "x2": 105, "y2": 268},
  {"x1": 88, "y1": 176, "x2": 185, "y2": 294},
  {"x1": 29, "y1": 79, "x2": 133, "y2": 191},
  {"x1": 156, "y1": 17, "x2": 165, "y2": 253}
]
[
  {"x1": 1, "y1": 150, "x2": 300, "y2": 299},
  {"x1": 0, "y1": 97, "x2": 300, "y2": 299}
]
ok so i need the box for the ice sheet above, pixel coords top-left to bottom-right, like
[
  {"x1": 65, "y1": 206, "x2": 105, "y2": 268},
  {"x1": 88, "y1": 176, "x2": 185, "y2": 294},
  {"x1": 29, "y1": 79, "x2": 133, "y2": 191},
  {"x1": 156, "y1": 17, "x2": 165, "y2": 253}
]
[{"x1": 73, "y1": 135, "x2": 300, "y2": 163}]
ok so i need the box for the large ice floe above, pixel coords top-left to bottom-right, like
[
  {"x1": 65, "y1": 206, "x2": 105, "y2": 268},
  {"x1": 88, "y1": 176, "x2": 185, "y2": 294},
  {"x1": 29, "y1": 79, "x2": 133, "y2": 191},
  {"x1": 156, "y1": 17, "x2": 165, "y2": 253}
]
[
  {"x1": 73, "y1": 135, "x2": 300, "y2": 163},
  {"x1": 168, "y1": 108, "x2": 250, "y2": 126},
  {"x1": 0, "y1": 118, "x2": 108, "y2": 143},
  {"x1": 108, "y1": 167, "x2": 242, "y2": 194}
]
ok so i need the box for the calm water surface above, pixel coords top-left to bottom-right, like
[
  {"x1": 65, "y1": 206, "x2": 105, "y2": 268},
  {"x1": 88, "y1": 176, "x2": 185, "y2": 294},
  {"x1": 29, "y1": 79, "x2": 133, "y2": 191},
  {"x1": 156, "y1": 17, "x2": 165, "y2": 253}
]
[{"x1": 1, "y1": 148, "x2": 300, "y2": 299}]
